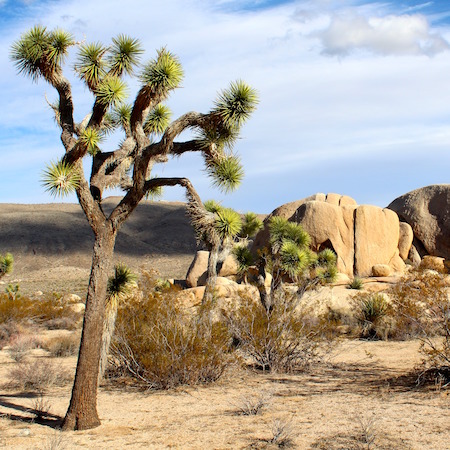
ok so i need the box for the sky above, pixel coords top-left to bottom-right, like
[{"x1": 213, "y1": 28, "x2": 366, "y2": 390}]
[{"x1": 0, "y1": 0, "x2": 449, "y2": 214}]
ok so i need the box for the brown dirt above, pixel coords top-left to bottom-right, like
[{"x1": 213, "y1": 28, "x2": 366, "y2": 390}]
[{"x1": 0, "y1": 340, "x2": 449, "y2": 449}]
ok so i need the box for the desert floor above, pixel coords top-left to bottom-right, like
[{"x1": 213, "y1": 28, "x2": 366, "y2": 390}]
[{"x1": 0, "y1": 336, "x2": 449, "y2": 449}]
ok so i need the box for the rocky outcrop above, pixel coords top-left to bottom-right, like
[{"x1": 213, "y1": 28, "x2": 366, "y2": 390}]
[
  {"x1": 253, "y1": 193, "x2": 411, "y2": 277},
  {"x1": 387, "y1": 185, "x2": 450, "y2": 259},
  {"x1": 185, "y1": 251, "x2": 238, "y2": 288}
]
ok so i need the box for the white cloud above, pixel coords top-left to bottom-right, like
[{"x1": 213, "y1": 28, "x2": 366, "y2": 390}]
[{"x1": 314, "y1": 12, "x2": 450, "y2": 56}]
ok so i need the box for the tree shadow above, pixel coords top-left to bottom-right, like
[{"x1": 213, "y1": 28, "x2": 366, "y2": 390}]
[{"x1": 0, "y1": 394, "x2": 63, "y2": 429}]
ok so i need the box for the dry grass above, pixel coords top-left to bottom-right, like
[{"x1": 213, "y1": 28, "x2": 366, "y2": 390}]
[{"x1": 7, "y1": 358, "x2": 71, "y2": 392}]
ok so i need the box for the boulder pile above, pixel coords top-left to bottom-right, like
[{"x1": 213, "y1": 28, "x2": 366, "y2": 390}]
[{"x1": 252, "y1": 193, "x2": 413, "y2": 277}]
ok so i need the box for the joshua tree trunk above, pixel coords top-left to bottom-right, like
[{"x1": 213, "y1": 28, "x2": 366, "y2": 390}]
[
  {"x1": 203, "y1": 242, "x2": 220, "y2": 304},
  {"x1": 62, "y1": 227, "x2": 116, "y2": 430},
  {"x1": 98, "y1": 302, "x2": 118, "y2": 383}
]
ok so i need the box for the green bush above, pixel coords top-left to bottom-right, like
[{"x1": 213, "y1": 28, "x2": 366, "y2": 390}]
[
  {"x1": 108, "y1": 276, "x2": 232, "y2": 389},
  {"x1": 354, "y1": 293, "x2": 392, "y2": 340},
  {"x1": 348, "y1": 276, "x2": 364, "y2": 290}
]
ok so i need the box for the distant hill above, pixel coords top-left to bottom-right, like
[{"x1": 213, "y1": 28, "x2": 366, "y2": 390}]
[{"x1": 0, "y1": 199, "x2": 198, "y2": 295}]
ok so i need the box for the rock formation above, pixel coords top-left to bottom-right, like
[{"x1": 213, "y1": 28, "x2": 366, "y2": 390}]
[
  {"x1": 253, "y1": 193, "x2": 412, "y2": 277},
  {"x1": 387, "y1": 184, "x2": 450, "y2": 260}
]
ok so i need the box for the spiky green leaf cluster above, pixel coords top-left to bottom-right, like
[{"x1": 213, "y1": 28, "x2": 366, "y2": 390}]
[
  {"x1": 111, "y1": 103, "x2": 132, "y2": 130},
  {"x1": 240, "y1": 212, "x2": 263, "y2": 239},
  {"x1": 144, "y1": 104, "x2": 172, "y2": 135},
  {"x1": 107, "y1": 263, "x2": 137, "y2": 305},
  {"x1": 95, "y1": 76, "x2": 128, "y2": 107},
  {"x1": 269, "y1": 217, "x2": 311, "y2": 254},
  {"x1": 140, "y1": 48, "x2": 184, "y2": 93},
  {"x1": 279, "y1": 241, "x2": 310, "y2": 279},
  {"x1": 80, "y1": 127, "x2": 103, "y2": 156},
  {"x1": 75, "y1": 42, "x2": 107, "y2": 89},
  {"x1": 204, "y1": 199, "x2": 222, "y2": 214},
  {"x1": 213, "y1": 80, "x2": 258, "y2": 127},
  {"x1": 11, "y1": 25, "x2": 74, "y2": 81},
  {"x1": 196, "y1": 123, "x2": 240, "y2": 151},
  {"x1": 214, "y1": 207, "x2": 242, "y2": 240},
  {"x1": 233, "y1": 245, "x2": 254, "y2": 275},
  {"x1": 0, "y1": 253, "x2": 14, "y2": 278},
  {"x1": 206, "y1": 153, "x2": 244, "y2": 193},
  {"x1": 41, "y1": 161, "x2": 80, "y2": 197},
  {"x1": 317, "y1": 248, "x2": 337, "y2": 266},
  {"x1": 108, "y1": 35, "x2": 143, "y2": 77}
]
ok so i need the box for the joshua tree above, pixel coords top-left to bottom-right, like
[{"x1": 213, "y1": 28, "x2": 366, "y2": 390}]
[
  {"x1": 234, "y1": 216, "x2": 337, "y2": 312},
  {"x1": 0, "y1": 253, "x2": 13, "y2": 279},
  {"x1": 11, "y1": 26, "x2": 257, "y2": 430}
]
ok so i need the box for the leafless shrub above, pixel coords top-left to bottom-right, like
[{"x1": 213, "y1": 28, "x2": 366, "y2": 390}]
[
  {"x1": 356, "y1": 416, "x2": 377, "y2": 450},
  {"x1": 108, "y1": 275, "x2": 232, "y2": 389},
  {"x1": 42, "y1": 431, "x2": 67, "y2": 450},
  {"x1": 234, "y1": 390, "x2": 272, "y2": 416},
  {"x1": 269, "y1": 418, "x2": 295, "y2": 448},
  {"x1": 8, "y1": 359, "x2": 71, "y2": 392},
  {"x1": 7, "y1": 334, "x2": 41, "y2": 362},
  {"x1": 0, "y1": 322, "x2": 20, "y2": 349},
  {"x1": 31, "y1": 394, "x2": 52, "y2": 420},
  {"x1": 43, "y1": 333, "x2": 79, "y2": 357},
  {"x1": 388, "y1": 269, "x2": 450, "y2": 385},
  {"x1": 225, "y1": 289, "x2": 332, "y2": 373}
]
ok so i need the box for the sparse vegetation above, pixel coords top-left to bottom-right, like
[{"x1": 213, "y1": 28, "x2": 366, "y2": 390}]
[
  {"x1": 348, "y1": 276, "x2": 364, "y2": 290},
  {"x1": 388, "y1": 269, "x2": 450, "y2": 384},
  {"x1": 43, "y1": 333, "x2": 80, "y2": 357},
  {"x1": 233, "y1": 391, "x2": 272, "y2": 416},
  {"x1": 354, "y1": 293, "x2": 392, "y2": 340},
  {"x1": 108, "y1": 275, "x2": 232, "y2": 388},
  {"x1": 0, "y1": 293, "x2": 82, "y2": 330},
  {"x1": 225, "y1": 290, "x2": 330, "y2": 373},
  {"x1": 8, "y1": 359, "x2": 71, "y2": 392}
]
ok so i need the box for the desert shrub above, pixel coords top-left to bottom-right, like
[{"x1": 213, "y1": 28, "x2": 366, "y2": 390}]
[
  {"x1": 233, "y1": 390, "x2": 272, "y2": 416},
  {"x1": 0, "y1": 293, "x2": 81, "y2": 329},
  {"x1": 348, "y1": 276, "x2": 364, "y2": 290},
  {"x1": 8, "y1": 359, "x2": 71, "y2": 392},
  {"x1": 225, "y1": 289, "x2": 330, "y2": 372},
  {"x1": 388, "y1": 270, "x2": 450, "y2": 382},
  {"x1": 7, "y1": 333, "x2": 42, "y2": 362},
  {"x1": 43, "y1": 333, "x2": 80, "y2": 357},
  {"x1": 354, "y1": 293, "x2": 392, "y2": 340},
  {"x1": 108, "y1": 277, "x2": 232, "y2": 389},
  {"x1": 0, "y1": 322, "x2": 20, "y2": 349}
]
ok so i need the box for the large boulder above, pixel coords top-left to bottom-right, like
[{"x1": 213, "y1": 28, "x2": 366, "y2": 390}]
[
  {"x1": 291, "y1": 201, "x2": 356, "y2": 276},
  {"x1": 387, "y1": 185, "x2": 450, "y2": 259},
  {"x1": 185, "y1": 251, "x2": 238, "y2": 287},
  {"x1": 354, "y1": 205, "x2": 404, "y2": 277}
]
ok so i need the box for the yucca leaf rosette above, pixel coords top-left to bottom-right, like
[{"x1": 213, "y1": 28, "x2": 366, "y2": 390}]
[{"x1": 42, "y1": 161, "x2": 81, "y2": 197}]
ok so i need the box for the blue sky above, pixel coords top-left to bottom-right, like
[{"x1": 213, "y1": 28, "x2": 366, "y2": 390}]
[{"x1": 1, "y1": 0, "x2": 449, "y2": 213}]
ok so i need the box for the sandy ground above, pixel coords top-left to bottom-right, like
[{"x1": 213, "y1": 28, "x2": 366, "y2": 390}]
[{"x1": 0, "y1": 339, "x2": 449, "y2": 450}]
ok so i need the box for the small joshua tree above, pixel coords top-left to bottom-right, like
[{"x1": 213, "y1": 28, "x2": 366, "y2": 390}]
[
  {"x1": 11, "y1": 26, "x2": 257, "y2": 430},
  {"x1": 0, "y1": 253, "x2": 13, "y2": 279},
  {"x1": 234, "y1": 216, "x2": 337, "y2": 312}
]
